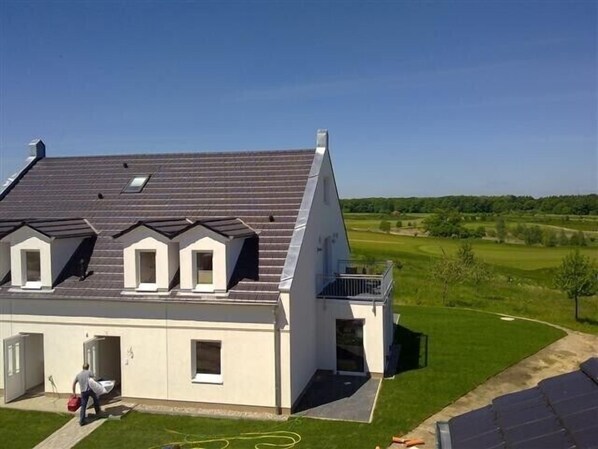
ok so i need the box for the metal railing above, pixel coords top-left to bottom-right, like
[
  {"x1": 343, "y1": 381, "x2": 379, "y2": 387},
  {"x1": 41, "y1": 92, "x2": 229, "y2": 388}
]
[{"x1": 317, "y1": 259, "x2": 394, "y2": 300}]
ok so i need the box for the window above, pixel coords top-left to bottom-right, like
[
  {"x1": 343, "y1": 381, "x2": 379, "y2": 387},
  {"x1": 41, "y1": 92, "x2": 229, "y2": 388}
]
[
  {"x1": 137, "y1": 250, "x2": 157, "y2": 290},
  {"x1": 23, "y1": 250, "x2": 41, "y2": 289},
  {"x1": 192, "y1": 341, "x2": 222, "y2": 383},
  {"x1": 123, "y1": 175, "x2": 150, "y2": 193},
  {"x1": 195, "y1": 251, "x2": 213, "y2": 286}
]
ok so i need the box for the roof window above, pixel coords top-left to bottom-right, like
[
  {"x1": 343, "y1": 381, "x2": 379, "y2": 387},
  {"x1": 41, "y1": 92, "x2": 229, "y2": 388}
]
[{"x1": 123, "y1": 175, "x2": 150, "y2": 193}]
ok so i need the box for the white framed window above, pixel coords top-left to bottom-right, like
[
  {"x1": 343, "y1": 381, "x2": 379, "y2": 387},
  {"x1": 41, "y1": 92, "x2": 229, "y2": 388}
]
[
  {"x1": 137, "y1": 250, "x2": 157, "y2": 291},
  {"x1": 194, "y1": 251, "x2": 213, "y2": 289},
  {"x1": 22, "y1": 250, "x2": 42, "y2": 289},
  {"x1": 192, "y1": 340, "x2": 222, "y2": 384}
]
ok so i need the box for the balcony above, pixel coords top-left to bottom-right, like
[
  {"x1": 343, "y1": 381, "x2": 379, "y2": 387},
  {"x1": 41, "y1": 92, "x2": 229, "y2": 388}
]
[{"x1": 317, "y1": 259, "x2": 394, "y2": 301}]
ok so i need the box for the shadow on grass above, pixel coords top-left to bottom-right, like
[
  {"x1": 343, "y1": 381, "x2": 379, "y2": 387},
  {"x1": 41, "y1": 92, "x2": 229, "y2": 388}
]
[
  {"x1": 578, "y1": 317, "x2": 598, "y2": 326},
  {"x1": 395, "y1": 324, "x2": 429, "y2": 374}
]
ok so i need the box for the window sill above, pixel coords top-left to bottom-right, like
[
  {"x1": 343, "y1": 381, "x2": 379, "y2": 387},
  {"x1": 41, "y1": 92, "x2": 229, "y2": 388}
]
[
  {"x1": 194, "y1": 285, "x2": 216, "y2": 293},
  {"x1": 137, "y1": 283, "x2": 158, "y2": 292},
  {"x1": 191, "y1": 374, "x2": 223, "y2": 384},
  {"x1": 22, "y1": 282, "x2": 42, "y2": 290}
]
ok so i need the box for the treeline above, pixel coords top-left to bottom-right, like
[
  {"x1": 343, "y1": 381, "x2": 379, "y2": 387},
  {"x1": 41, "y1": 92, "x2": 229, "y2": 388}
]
[{"x1": 341, "y1": 195, "x2": 598, "y2": 215}]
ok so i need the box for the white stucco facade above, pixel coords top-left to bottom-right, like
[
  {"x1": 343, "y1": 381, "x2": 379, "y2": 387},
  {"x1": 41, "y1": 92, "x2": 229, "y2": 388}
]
[{"x1": 0, "y1": 131, "x2": 394, "y2": 414}]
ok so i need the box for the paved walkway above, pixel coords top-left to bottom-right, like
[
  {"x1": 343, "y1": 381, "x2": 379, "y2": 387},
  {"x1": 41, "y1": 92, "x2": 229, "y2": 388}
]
[
  {"x1": 390, "y1": 321, "x2": 598, "y2": 448},
  {"x1": 33, "y1": 415, "x2": 106, "y2": 449},
  {"x1": 293, "y1": 372, "x2": 382, "y2": 422}
]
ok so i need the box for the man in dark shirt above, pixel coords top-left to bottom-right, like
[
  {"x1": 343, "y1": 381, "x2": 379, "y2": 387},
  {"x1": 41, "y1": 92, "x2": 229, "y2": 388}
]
[{"x1": 72, "y1": 363, "x2": 101, "y2": 426}]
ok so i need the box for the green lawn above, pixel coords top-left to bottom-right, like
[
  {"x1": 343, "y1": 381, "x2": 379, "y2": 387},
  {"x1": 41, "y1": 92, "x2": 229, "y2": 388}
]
[
  {"x1": 0, "y1": 408, "x2": 71, "y2": 449},
  {"x1": 76, "y1": 306, "x2": 564, "y2": 449},
  {"x1": 347, "y1": 230, "x2": 598, "y2": 333}
]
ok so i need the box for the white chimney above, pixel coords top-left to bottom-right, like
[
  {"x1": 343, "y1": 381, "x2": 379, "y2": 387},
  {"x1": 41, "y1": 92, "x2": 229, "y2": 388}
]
[{"x1": 28, "y1": 139, "x2": 46, "y2": 159}]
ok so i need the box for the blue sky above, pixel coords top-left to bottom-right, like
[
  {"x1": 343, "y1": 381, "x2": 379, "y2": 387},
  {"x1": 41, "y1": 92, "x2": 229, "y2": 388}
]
[{"x1": 0, "y1": 1, "x2": 596, "y2": 197}]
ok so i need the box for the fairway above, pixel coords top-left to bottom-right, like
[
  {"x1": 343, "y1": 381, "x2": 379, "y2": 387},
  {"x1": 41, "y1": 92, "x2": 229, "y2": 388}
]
[
  {"x1": 348, "y1": 230, "x2": 597, "y2": 270},
  {"x1": 345, "y1": 226, "x2": 598, "y2": 334}
]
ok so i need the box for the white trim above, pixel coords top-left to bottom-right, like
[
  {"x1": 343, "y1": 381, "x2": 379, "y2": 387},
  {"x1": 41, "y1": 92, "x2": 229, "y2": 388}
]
[
  {"x1": 136, "y1": 283, "x2": 158, "y2": 292},
  {"x1": 22, "y1": 281, "x2": 42, "y2": 290},
  {"x1": 192, "y1": 373, "x2": 223, "y2": 384}
]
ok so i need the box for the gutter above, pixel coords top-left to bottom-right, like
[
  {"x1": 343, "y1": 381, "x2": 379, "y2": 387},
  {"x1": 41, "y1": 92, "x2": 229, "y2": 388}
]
[{"x1": 273, "y1": 302, "x2": 282, "y2": 414}]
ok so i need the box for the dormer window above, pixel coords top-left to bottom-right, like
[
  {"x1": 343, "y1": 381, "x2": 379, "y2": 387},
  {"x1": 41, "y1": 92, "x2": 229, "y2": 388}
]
[
  {"x1": 123, "y1": 175, "x2": 150, "y2": 193},
  {"x1": 195, "y1": 251, "x2": 213, "y2": 289},
  {"x1": 23, "y1": 250, "x2": 41, "y2": 289},
  {"x1": 137, "y1": 250, "x2": 157, "y2": 291}
]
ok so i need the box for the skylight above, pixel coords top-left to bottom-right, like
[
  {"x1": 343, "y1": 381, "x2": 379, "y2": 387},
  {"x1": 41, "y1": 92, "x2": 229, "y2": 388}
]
[{"x1": 123, "y1": 175, "x2": 150, "y2": 193}]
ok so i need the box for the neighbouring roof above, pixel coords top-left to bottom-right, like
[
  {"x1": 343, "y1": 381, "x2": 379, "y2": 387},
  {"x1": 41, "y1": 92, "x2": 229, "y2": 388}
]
[
  {"x1": 112, "y1": 217, "x2": 256, "y2": 240},
  {"x1": 0, "y1": 149, "x2": 316, "y2": 302},
  {"x1": 437, "y1": 357, "x2": 598, "y2": 449},
  {"x1": 0, "y1": 218, "x2": 97, "y2": 239}
]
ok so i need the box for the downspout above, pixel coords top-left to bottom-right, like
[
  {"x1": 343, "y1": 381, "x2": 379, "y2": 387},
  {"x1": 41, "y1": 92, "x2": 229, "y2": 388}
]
[{"x1": 272, "y1": 303, "x2": 282, "y2": 415}]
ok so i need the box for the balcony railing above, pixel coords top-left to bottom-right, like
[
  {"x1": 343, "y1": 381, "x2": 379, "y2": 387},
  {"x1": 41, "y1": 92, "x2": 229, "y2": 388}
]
[{"x1": 317, "y1": 259, "x2": 394, "y2": 301}]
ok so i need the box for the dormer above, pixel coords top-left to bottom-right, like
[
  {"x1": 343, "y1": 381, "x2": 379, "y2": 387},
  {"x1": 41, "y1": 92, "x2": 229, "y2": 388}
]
[
  {"x1": 114, "y1": 217, "x2": 256, "y2": 294},
  {"x1": 172, "y1": 218, "x2": 256, "y2": 293},
  {"x1": 113, "y1": 219, "x2": 186, "y2": 292},
  {"x1": 0, "y1": 218, "x2": 97, "y2": 290}
]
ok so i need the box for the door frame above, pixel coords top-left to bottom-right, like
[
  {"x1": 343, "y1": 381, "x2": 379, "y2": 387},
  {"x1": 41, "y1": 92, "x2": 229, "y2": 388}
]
[
  {"x1": 335, "y1": 319, "x2": 367, "y2": 376},
  {"x1": 3, "y1": 334, "x2": 26, "y2": 403}
]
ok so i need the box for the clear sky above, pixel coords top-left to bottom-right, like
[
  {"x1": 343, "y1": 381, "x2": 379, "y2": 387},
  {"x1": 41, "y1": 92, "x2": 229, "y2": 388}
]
[{"x1": 0, "y1": 0, "x2": 596, "y2": 198}]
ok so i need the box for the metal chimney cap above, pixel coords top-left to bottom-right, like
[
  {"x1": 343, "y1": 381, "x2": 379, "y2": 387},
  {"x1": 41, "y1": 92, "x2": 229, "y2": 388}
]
[
  {"x1": 316, "y1": 129, "x2": 328, "y2": 149},
  {"x1": 28, "y1": 139, "x2": 46, "y2": 158}
]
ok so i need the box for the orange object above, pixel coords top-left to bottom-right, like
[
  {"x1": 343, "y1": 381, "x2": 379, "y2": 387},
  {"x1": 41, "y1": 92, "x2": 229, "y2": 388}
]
[
  {"x1": 405, "y1": 438, "x2": 425, "y2": 447},
  {"x1": 392, "y1": 436, "x2": 407, "y2": 444}
]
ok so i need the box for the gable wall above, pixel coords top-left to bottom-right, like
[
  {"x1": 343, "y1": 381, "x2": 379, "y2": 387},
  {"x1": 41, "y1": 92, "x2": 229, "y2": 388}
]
[{"x1": 288, "y1": 148, "x2": 350, "y2": 406}]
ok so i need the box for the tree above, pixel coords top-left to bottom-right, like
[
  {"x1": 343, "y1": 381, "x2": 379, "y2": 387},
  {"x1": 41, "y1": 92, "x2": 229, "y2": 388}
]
[
  {"x1": 423, "y1": 210, "x2": 468, "y2": 238},
  {"x1": 542, "y1": 229, "x2": 557, "y2": 247},
  {"x1": 554, "y1": 250, "x2": 598, "y2": 321},
  {"x1": 379, "y1": 220, "x2": 390, "y2": 233},
  {"x1": 432, "y1": 251, "x2": 466, "y2": 305},
  {"x1": 558, "y1": 229, "x2": 569, "y2": 246},
  {"x1": 496, "y1": 216, "x2": 507, "y2": 242}
]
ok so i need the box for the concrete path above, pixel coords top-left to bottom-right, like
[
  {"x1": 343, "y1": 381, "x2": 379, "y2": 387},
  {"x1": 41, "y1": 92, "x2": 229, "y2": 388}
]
[
  {"x1": 33, "y1": 414, "x2": 106, "y2": 449},
  {"x1": 390, "y1": 325, "x2": 598, "y2": 448}
]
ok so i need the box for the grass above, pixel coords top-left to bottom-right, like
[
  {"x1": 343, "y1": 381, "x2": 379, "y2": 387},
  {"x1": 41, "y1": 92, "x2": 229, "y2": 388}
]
[
  {"x1": 347, "y1": 229, "x2": 598, "y2": 333},
  {"x1": 0, "y1": 408, "x2": 71, "y2": 449},
  {"x1": 76, "y1": 306, "x2": 564, "y2": 449}
]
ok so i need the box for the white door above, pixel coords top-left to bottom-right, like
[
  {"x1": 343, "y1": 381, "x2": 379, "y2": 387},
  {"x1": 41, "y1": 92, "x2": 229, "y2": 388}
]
[
  {"x1": 83, "y1": 338, "x2": 100, "y2": 376},
  {"x1": 3, "y1": 335, "x2": 25, "y2": 403}
]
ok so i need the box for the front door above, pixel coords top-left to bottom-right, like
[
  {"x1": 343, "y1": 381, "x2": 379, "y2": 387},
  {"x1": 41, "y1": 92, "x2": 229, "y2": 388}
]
[
  {"x1": 336, "y1": 319, "x2": 365, "y2": 374},
  {"x1": 83, "y1": 338, "x2": 100, "y2": 375},
  {"x1": 3, "y1": 335, "x2": 25, "y2": 403}
]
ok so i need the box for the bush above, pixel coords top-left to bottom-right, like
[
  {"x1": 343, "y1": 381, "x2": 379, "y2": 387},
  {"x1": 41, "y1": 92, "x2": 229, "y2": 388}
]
[
  {"x1": 379, "y1": 220, "x2": 391, "y2": 233},
  {"x1": 396, "y1": 220, "x2": 402, "y2": 228}
]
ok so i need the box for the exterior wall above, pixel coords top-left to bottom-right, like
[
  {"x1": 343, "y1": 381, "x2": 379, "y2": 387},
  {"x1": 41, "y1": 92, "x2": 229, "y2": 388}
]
[
  {"x1": 0, "y1": 242, "x2": 10, "y2": 281},
  {"x1": 0, "y1": 297, "x2": 279, "y2": 409},
  {"x1": 287, "y1": 148, "x2": 351, "y2": 407},
  {"x1": 4, "y1": 229, "x2": 53, "y2": 288},
  {"x1": 119, "y1": 228, "x2": 177, "y2": 291},
  {"x1": 226, "y1": 238, "x2": 245, "y2": 284},
  {"x1": 316, "y1": 299, "x2": 387, "y2": 374},
  {"x1": 175, "y1": 228, "x2": 229, "y2": 292}
]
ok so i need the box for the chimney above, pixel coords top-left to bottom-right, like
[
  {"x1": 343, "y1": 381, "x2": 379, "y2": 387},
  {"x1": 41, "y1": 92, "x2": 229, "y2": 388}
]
[
  {"x1": 316, "y1": 129, "x2": 328, "y2": 150},
  {"x1": 28, "y1": 139, "x2": 46, "y2": 159}
]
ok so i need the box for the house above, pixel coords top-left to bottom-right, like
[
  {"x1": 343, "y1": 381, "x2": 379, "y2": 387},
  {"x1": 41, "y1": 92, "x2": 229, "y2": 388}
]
[
  {"x1": 0, "y1": 130, "x2": 394, "y2": 414},
  {"x1": 436, "y1": 357, "x2": 598, "y2": 449}
]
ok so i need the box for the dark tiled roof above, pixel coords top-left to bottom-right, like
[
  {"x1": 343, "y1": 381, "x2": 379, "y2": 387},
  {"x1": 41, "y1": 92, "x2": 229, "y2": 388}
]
[
  {"x1": 439, "y1": 357, "x2": 598, "y2": 449},
  {"x1": 0, "y1": 149, "x2": 315, "y2": 302},
  {"x1": 113, "y1": 217, "x2": 255, "y2": 240},
  {"x1": 1, "y1": 218, "x2": 97, "y2": 239}
]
